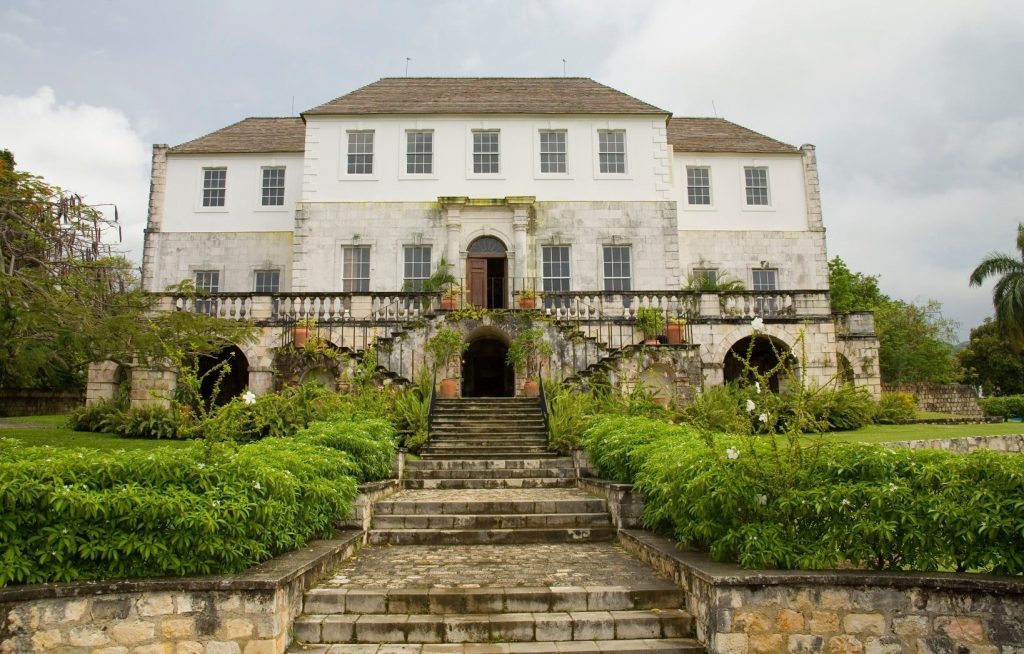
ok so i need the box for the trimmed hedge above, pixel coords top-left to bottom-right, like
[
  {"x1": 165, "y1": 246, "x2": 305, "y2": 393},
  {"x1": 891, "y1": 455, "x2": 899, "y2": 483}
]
[
  {"x1": 294, "y1": 418, "x2": 397, "y2": 482},
  {"x1": 980, "y1": 395, "x2": 1024, "y2": 419},
  {"x1": 583, "y1": 414, "x2": 1024, "y2": 574}
]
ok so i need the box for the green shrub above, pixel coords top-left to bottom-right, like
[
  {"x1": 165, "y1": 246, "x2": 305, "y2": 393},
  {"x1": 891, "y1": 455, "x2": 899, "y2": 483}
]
[
  {"x1": 581, "y1": 414, "x2": 696, "y2": 483},
  {"x1": 0, "y1": 437, "x2": 358, "y2": 585},
  {"x1": 679, "y1": 385, "x2": 751, "y2": 435},
  {"x1": 803, "y1": 385, "x2": 877, "y2": 431},
  {"x1": 106, "y1": 405, "x2": 181, "y2": 439},
  {"x1": 875, "y1": 392, "x2": 917, "y2": 424},
  {"x1": 545, "y1": 382, "x2": 600, "y2": 454},
  {"x1": 980, "y1": 395, "x2": 1024, "y2": 419},
  {"x1": 294, "y1": 418, "x2": 396, "y2": 482},
  {"x1": 393, "y1": 372, "x2": 430, "y2": 452},
  {"x1": 66, "y1": 400, "x2": 122, "y2": 433},
  {"x1": 195, "y1": 383, "x2": 357, "y2": 442}
]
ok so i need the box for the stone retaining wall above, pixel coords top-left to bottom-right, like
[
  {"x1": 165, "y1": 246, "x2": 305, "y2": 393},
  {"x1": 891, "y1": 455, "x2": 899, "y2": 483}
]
[
  {"x1": 882, "y1": 435, "x2": 1024, "y2": 454},
  {"x1": 0, "y1": 389, "x2": 83, "y2": 417},
  {"x1": 0, "y1": 535, "x2": 362, "y2": 654},
  {"x1": 885, "y1": 383, "x2": 983, "y2": 417},
  {"x1": 620, "y1": 529, "x2": 1024, "y2": 654}
]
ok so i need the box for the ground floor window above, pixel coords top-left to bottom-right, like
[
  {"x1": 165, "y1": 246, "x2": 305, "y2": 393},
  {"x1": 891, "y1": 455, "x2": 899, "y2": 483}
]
[
  {"x1": 342, "y1": 246, "x2": 370, "y2": 292},
  {"x1": 603, "y1": 246, "x2": 632, "y2": 292},
  {"x1": 404, "y1": 245, "x2": 432, "y2": 291},
  {"x1": 254, "y1": 269, "x2": 280, "y2": 293}
]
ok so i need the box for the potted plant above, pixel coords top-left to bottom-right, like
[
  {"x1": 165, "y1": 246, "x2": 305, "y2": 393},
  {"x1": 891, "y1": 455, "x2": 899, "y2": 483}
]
[
  {"x1": 517, "y1": 288, "x2": 538, "y2": 310},
  {"x1": 666, "y1": 317, "x2": 687, "y2": 345},
  {"x1": 440, "y1": 284, "x2": 462, "y2": 311},
  {"x1": 635, "y1": 307, "x2": 665, "y2": 344},
  {"x1": 426, "y1": 328, "x2": 468, "y2": 398},
  {"x1": 292, "y1": 318, "x2": 316, "y2": 348},
  {"x1": 506, "y1": 328, "x2": 554, "y2": 397},
  {"x1": 418, "y1": 257, "x2": 459, "y2": 310}
]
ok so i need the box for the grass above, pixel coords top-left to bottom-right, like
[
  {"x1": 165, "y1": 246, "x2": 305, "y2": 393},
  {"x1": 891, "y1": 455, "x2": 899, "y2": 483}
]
[
  {"x1": 832, "y1": 421, "x2": 1023, "y2": 443},
  {"x1": 0, "y1": 414, "x2": 192, "y2": 451}
]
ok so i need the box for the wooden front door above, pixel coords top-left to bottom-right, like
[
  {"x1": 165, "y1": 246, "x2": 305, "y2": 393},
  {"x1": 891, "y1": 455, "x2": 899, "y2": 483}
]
[{"x1": 468, "y1": 258, "x2": 488, "y2": 308}]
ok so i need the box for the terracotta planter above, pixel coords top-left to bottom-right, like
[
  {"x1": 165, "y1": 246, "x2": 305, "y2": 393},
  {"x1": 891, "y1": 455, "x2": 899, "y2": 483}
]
[
  {"x1": 522, "y1": 379, "x2": 540, "y2": 398},
  {"x1": 643, "y1": 338, "x2": 660, "y2": 345},
  {"x1": 293, "y1": 326, "x2": 310, "y2": 348},
  {"x1": 666, "y1": 323, "x2": 685, "y2": 345},
  {"x1": 441, "y1": 296, "x2": 459, "y2": 311},
  {"x1": 439, "y1": 378, "x2": 459, "y2": 398},
  {"x1": 518, "y1": 296, "x2": 536, "y2": 310}
]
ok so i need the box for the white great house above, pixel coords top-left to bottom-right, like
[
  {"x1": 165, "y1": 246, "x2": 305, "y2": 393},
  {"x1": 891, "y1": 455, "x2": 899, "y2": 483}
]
[{"x1": 88, "y1": 77, "x2": 880, "y2": 405}]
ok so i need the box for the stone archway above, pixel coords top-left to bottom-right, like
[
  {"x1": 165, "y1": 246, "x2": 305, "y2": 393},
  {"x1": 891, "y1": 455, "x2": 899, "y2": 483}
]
[
  {"x1": 197, "y1": 345, "x2": 249, "y2": 406},
  {"x1": 723, "y1": 335, "x2": 794, "y2": 393},
  {"x1": 462, "y1": 326, "x2": 515, "y2": 397}
]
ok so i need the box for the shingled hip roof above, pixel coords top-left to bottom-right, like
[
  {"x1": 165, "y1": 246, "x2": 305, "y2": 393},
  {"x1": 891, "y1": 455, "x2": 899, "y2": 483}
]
[
  {"x1": 169, "y1": 117, "x2": 305, "y2": 154},
  {"x1": 667, "y1": 117, "x2": 798, "y2": 154},
  {"x1": 303, "y1": 77, "x2": 670, "y2": 116}
]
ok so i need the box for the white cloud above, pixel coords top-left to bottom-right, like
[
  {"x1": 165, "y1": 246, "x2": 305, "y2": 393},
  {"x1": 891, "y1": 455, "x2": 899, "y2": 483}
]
[{"x1": 0, "y1": 87, "x2": 150, "y2": 264}]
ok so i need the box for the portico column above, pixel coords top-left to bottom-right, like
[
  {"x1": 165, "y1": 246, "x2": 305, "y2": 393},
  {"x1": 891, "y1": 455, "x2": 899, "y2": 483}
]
[
  {"x1": 439, "y1": 197, "x2": 466, "y2": 279},
  {"x1": 511, "y1": 205, "x2": 529, "y2": 282}
]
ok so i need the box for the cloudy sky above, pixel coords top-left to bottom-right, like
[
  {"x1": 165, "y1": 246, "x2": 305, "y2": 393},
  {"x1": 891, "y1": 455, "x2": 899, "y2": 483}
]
[{"x1": 1, "y1": 0, "x2": 1021, "y2": 338}]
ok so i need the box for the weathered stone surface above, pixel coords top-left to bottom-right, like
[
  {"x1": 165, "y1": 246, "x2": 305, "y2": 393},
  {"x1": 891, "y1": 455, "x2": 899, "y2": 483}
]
[
  {"x1": 789, "y1": 634, "x2": 825, "y2": 653},
  {"x1": 933, "y1": 615, "x2": 984, "y2": 643},
  {"x1": 138, "y1": 593, "x2": 176, "y2": 617},
  {"x1": 825, "y1": 635, "x2": 864, "y2": 654},
  {"x1": 749, "y1": 633, "x2": 785, "y2": 653},
  {"x1": 777, "y1": 609, "x2": 805, "y2": 633},
  {"x1": 841, "y1": 614, "x2": 885, "y2": 636},
  {"x1": 111, "y1": 620, "x2": 156, "y2": 645}
]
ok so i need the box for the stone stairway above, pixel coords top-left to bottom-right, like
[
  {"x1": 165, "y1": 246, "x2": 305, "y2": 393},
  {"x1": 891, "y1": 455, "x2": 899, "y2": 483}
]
[{"x1": 289, "y1": 397, "x2": 703, "y2": 653}]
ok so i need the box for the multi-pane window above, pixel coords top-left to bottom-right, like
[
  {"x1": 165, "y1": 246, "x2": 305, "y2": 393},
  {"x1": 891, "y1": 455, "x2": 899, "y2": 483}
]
[
  {"x1": 194, "y1": 270, "x2": 220, "y2": 315},
  {"x1": 472, "y1": 130, "x2": 500, "y2": 174},
  {"x1": 598, "y1": 130, "x2": 626, "y2": 174},
  {"x1": 603, "y1": 246, "x2": 632, "y2": 292},
  {"x1": 260, "y1": 167, "x2": 285, "y2": 206},
  {"x1": 744, "y1": 166, "x2": 770, "y2": 205},
  {"x1": 347, "y1": 131, "x2": 374, "y2": 174},
  {"x1": 406, "y1": 131, "x2": 433, "y2": 174},
  {"x1": 403, "y1": 246, "x2": 432, "y2": 291},
  {"x1": 542, "y1": 246, "x2": 571, "y2": 309},
  {"x1": 254, "y1": 269, "x2": 280, "y2": 293},
  {"x1": 202, "y1": 168, "x2": 226, "y2": 207},
  {"x1": 752, "y1": 269, "x2": 778, "y2": 291},
  {"x1": 341, "y1": 246, "x2": 370, "y2": 292},
  {"x1": 539, "y1": 130, "x2": 567, "y2": 174},
  {"x1": 686, "y1": 166, "x2": 711, "y2": 205},
  {"x1": 692, "y1": 269, "x2": 718, "y2": 289}
]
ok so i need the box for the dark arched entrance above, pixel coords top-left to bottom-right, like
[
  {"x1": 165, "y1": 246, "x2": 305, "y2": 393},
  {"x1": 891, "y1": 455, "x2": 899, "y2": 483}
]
[
  {"x1": 462, "y1": 336, "x2": 515, "y2": 397},
  {"x1": 723, "y1": 335, "x2": 793, "y2": 393},
  {"x1": 197, "y1": 345, "x2": 249, "y2": 407},
  {"x1": 467, "y1": 236, "x2": 508, "y2": 309}
]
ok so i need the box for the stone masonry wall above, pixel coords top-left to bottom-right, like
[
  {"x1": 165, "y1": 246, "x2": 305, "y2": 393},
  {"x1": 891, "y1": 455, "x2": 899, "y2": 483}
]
[
  {"x1": 882, "y1": 435, "x2": 1024, "y2": 454},
  {"x1": 884, "y1": 383, "x2": 984, "y2": 418},
  {"x1": 0, "y1": 390, "x2": 83, "y2": 417}
]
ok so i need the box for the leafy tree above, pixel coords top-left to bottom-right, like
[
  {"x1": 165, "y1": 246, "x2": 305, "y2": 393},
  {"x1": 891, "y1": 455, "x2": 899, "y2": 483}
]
[
  {"x1": 0, "y1": 151, "x2": 253, "y2": 389},
  {"x1": 829, "y1": 256, "x2": 959, "y2": 384},
  {"x1": 959, "y1": 319, "x2": 1024, "y2": 396},
  {"x1": 969, "y1": 223, "x2": 1024, "y2": 347}
]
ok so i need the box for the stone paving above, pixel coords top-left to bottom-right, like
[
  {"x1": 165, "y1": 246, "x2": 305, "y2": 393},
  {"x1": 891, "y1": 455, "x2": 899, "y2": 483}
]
[{"x1": 320, "y1": 543, "x2": 675, "y2": 590}]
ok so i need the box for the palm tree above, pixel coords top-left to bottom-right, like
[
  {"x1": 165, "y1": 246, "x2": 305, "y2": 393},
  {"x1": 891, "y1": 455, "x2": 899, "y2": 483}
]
[{"x1": 970, "y1": 223, "x2": 1024, "y2": 346}]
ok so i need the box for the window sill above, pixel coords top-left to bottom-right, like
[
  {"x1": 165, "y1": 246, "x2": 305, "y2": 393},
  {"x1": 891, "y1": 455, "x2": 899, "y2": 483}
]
[
  {"x1": 465, "y1": 173, "x2": 506, "y2": 180},
  {"x1": 338, "y1": 174, "x2": 380, "y2": 182},
  {"x1": 194, "y1": 207, "x2": 229, "y2": 213},
  {"x1": 741, "y1": 205, "x2": 776, "y2": 212},
  {"x1": 682, "y1": 204, "x2": 717, "y2": 212}
]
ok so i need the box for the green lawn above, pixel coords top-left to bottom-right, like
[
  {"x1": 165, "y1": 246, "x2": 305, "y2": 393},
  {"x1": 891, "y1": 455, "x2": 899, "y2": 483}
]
[
  {"x1": 831, "y1": 421, "x2": 1023, "y2": 444},
  {"x1": 0, "y1": 414, "x2": 192, "y2": 451}
]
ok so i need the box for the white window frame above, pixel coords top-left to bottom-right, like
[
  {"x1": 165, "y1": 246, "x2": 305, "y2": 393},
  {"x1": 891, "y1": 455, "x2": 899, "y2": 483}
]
[
  {"x1": 742, "y1": 165, "x2": 772, "y2": 209},
  {"x1": 341, "y1": 246, "x2": 371, "y2": 292},
  {"x1": 685, "y1": 165, "x2": 713, "y2": 208},
  {"x1": 535, "y1": 128, "x2": 571, "y2": 178},
  {"x1": 340, "y1": 129, "x2": 378, "y2": 180},
  {"x1": 400, "y1": 129, "x2": 436, "y2": 179},
  {"x1": 466, "y1": 127, "x2": 503, "y2": 178},
  {"x1": 593, "y1": 127, "x2": 629, "y2": 178},
  {"x1": 403, "y1": 245, "x2": 433, "y2": 291},
  {"x1": 602, "y1": 245, "x2": 633, "y2": 292},
  {"x1": 253, "y1": 269, "x2": 281, "y2": 293},
  {"x1": 193, "y1": 269, "x2": 221, "y2": 315},
  {"x1": 692, "y1": 268, "x2": 719, "y2": 288},
  {"x1": 751, "y1": 268, "x2": 778, "y2": 291},
  {"x1": 197, "y1": 167, "x2": 228, "y2": 212},
  {"x1": 258, "y1": 166, "x2": 286, "y2": 209}
]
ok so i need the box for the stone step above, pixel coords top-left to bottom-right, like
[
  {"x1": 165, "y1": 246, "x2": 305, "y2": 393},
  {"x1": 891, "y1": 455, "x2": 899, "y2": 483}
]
[
  {"x1": 288, "y1": 640, "x2": 704, "y2": 653},
  {"x1": 425, "y1": 437, "x2": 550, "y2": 446},
  {"x1": 405, "y1": 468, "x2": 574, "y2": 481},
  {"x1": 368, "y1": 527, "x2": 617, "y2": 546},
  {"x1": 405, "y1": 459, "x2": 575, "y2": 471},
  {"x1": 421, "y1": 444, "x2": 552, "y2": 453},
  {"x1": 303, "y1": 585, "x2": 685, "y2": 615},
  {"x1": 402, "y1": 478, "x2": 576, "y2": 490},
  {"x1": 293, "y1": 609, "x2": 692, "y2": 644},
  {"x1": 372, "y1": 513, "x2": 612, "y2": 530},
  {"x1": 419, "y1": 452, "x2": 559, "y2": 460},
  {"x1": 430, "y1": 423, "x2": 548, "y2": 432},
  {"x1": 375, "y1": 499, "x2": 606, "y2": 517}
]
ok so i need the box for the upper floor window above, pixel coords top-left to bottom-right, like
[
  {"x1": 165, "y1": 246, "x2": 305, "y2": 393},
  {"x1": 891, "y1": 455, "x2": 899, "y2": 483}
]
[
  {"x1": 406, "y1": 130, "x2": 433, "y2": 174},
  {"x1": 403, "y1": 246, "x2": 432, "y2": 291},
  {"x1": 692, "y1": 268, "x2": 718, "y2": 289},
  {"x1": 686, "y1": 166, "x2": 711, "y2": 205},
  {"x1": 194, "y1": 270, "x2": 220, "y2": 315},
  {"x1": 202, "y1": 168, "x2": 226, "y2": 207},
  {"x1": 539, "y1": 130, "x2": 567, "y2": 174},
  {"x1": 254, "y1": 269, "x2": 280, "y2": 293},
  {"x1": 752, "y1": 269, "x2": 778, "y2": 291},
  {"x1": 598, "y1": 130, "x2": 626, "y2": 174},
  {"x1": 341, "y1": 246, "x2": 370, "y2": 292},
  {"x1": 347, "y1": 131, "x2": 374, "y2": 175},
  {"x1": 603, "y1": 245, "x2": 632, "y2": 292},
  {"x1": 261, "y1": 167, "x2": 285, "y2": 206},
  {"x1": 744, "y1": 166, "x2": 770, "y2": 206},
  {"x1": 472, "y1": 130, "x2": 500, "y2": 174}
]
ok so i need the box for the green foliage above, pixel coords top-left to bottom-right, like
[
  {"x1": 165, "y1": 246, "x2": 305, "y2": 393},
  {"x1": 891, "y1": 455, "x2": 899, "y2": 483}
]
[
  {"x1": 545, "y1": 381, "x2": 600, "y2": 454},
  {"x1": 392, "y1": 370, "x2": 431, "y2": 452},
  {"x1": 876, "y1": 299, "x2": 960, "y2": 384},
  {"x1": 680, "y1": 385, "x2": 751, "y2": 435},
  {"x1": 66, "y1": 401, "x2": 122, "y2": 433},
  {"x1": 875, "y1": 392, "x2": 917, "y2": 424},
  {"x1": 426, "y1": 328, "x2": 468, "y2": 377},
  {"x1": 634, "y1": 307, "x2": 665, "y2": 339},
  {"x1": 969, "y1": 223, "x2": 1024, "y2": 347},
  {"x1": 959, "y1": 319, "x2": 1024, "y2": 396},
  {"x1": 293, "y1": 418, "x2": 396, "y2": 482},
  {"x1": 584, "y1": 414, "x2": 1024, "y2": 574},
  {"x1": 683, "y1": 270, "x2": 745, "y2": 292},
  {"x1": 104, "y1": 406, "x2": 181, "y2": 440},
  {"x1": 979, "y1": 395, "x2": 1024, "y2": 419},
  {"x1": 0, "y1": 436, "x2": 359, "y2": 586},
  {"x1": 828, "y1": 257, "x2": 885, "y2": 313},
  {"x1": 802, "y1": 385, "x2": 877, "y2": 432},
  {"x1": 506, "y1": 328, "x2": 553, "y2": 378}
]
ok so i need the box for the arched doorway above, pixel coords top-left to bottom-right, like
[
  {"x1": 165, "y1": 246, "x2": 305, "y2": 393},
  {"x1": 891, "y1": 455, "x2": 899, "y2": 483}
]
[
  {"x1": 462, "y1": 329, "x2": 515, "y2": 397},
  {"x1": 197, "y1": 345, "x2": 249, "y2": 407},
  {"x1": 723, "y1": 335, "x2": 793, "y2": 393},
  {"x1": 466, "y1": 236, "x2": 508, "y2": 309}
]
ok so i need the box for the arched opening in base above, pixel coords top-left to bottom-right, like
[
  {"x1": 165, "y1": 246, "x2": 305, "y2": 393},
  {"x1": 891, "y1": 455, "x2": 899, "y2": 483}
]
[
  {"x1": 197, "y1": 345, "x2": 250, "y2": 407},
  {"x1": 462, "y1": 332, "x2": 515, "y2": 398},
  {"x1": 723, "y1": 335, "x2": 793, "y2": 393}
]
